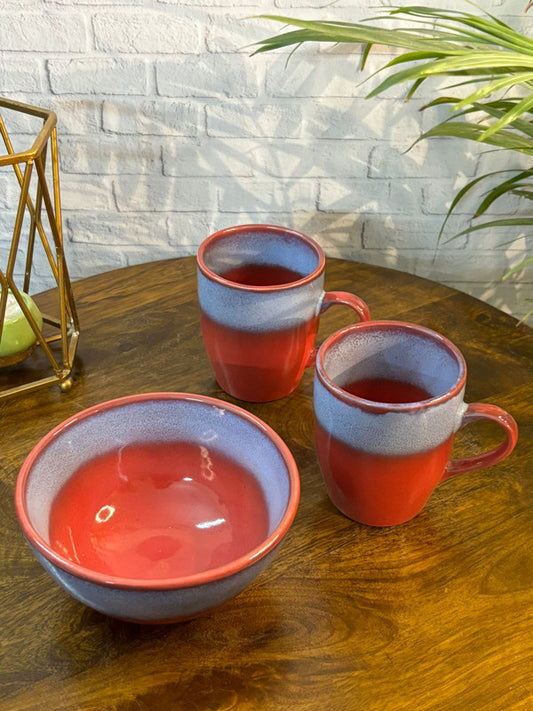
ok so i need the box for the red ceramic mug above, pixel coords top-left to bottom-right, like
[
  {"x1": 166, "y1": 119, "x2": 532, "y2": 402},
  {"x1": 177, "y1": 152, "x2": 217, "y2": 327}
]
[
  {"x1": 313, "y1": 321, "x2": 518, "y2": 526},
  {"x1": 197, "y1": 224, "x2": 371, "y2": 402}
]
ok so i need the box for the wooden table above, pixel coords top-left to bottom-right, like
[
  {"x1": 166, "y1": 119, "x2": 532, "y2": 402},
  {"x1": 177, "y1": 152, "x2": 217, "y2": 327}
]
[{"x1": 1, "y1": 257, "x2": 532, "y2": 711}]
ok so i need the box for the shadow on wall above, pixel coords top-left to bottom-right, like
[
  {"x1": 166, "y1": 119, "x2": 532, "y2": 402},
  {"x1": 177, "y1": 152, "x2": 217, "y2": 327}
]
[{"x1": 2, "y1": 45, "x2": 529, "y2": 318}]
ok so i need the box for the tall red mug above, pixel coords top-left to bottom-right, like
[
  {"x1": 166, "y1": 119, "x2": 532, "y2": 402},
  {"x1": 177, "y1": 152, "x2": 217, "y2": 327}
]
[{"x1": 197, "y1": 224, "x2": 371, "y2": 402}]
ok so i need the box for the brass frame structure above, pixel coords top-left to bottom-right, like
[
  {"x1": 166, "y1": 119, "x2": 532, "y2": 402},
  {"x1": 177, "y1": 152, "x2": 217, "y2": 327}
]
[{"x1": 0, "y1": 98, "x2": 79, "y2": 399}]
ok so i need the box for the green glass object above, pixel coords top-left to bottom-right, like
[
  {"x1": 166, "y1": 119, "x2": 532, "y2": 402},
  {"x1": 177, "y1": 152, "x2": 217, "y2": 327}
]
[{"x1": 0, "y1": 291, "x2": 43, "y2": 359}]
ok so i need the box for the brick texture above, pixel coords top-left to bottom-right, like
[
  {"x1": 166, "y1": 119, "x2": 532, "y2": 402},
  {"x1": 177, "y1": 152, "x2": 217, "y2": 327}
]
[{"x1": 0, "y1": 0, "x2": 531, "y2": 319}]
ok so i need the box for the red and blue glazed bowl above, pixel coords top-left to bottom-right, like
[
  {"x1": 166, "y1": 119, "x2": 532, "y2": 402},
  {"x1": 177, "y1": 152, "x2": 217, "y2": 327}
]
[{"x1": 15, "y1": 393, "x2": 300, "y2": 623}]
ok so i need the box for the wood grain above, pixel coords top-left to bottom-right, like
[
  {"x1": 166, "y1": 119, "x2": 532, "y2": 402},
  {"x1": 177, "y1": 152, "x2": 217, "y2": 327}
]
[{"x1": 1, "y1": 257, "x2": 531, "y2": 711}]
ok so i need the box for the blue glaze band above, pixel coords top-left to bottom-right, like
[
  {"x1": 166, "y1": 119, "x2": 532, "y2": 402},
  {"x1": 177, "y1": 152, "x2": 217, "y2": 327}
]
[
  {"x1": 314, "y1": 374, "x2": 467, "y2": 456},
  {"x1": 31, "y1": 545, "x2": 272, "y2": 620},
  {"x1": 197, "y1": 268, "x2": 324, "y2": 332}
]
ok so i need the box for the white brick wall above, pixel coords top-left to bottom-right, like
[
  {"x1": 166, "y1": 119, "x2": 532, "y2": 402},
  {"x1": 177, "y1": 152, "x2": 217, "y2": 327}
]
[{"x1": 0, "y1": 0, "x2": 531, "y2": 320}]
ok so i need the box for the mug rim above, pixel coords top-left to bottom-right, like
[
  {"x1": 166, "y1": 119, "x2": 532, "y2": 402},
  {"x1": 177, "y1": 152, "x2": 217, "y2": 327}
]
[
  {"x1": 196, "y1": 223, "x2": 325, "y2": 292},
  {"x1": 15, "y1": 392, "x2": 301, "y2": 591},
  {"x1": 316, "y1": 320, "x2": 467, "y2": 413}
]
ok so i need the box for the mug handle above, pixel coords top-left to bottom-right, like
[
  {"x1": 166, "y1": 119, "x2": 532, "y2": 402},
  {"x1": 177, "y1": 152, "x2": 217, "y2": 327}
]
[
  {"x1": 305, "y1": 291, "x2": 372, "y2": 367},
  {"x1": 441, "y1": 403, "x2": 518, "y2": 480},
  {"x1": 319, "y1": 290, "x2": 372, "y2": 323}
]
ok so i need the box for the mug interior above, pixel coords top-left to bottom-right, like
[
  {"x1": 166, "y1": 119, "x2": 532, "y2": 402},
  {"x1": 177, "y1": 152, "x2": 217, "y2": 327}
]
[
  {"x1": 321, "y1": 323, "x2": 465, "y2": 402},
  {"x1": 200, "y1": 226, "x2": 322, "y2": 282},
  {"x1": 22, "y1": 396, "x2": 294, "y2": 551}
]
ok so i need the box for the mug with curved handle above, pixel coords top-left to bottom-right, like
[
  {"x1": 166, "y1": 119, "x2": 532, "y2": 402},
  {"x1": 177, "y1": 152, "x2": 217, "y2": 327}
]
[
  {"x1": 197, "y1": 224, "x2": 371, "y2": 402},
  {"x1": 314, "y1": 320, "x2": 518, "y2": 527}
]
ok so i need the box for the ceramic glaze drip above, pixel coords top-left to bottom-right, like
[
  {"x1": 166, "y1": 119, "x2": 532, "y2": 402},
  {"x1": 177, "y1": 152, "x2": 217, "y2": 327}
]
[{"x1": 48, "y1": 441, "x2": 270, "y2": 580}]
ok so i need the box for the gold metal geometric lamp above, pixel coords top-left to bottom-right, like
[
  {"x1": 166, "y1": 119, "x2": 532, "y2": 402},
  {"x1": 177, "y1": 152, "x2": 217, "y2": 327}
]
[{"x1": 0, "y1": 98, "x2": 80, "y2": 400}]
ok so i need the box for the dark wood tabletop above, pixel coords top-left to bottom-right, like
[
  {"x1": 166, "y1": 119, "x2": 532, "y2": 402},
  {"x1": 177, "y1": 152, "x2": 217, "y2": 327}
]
[{"x1": 1, "y1": 256, "x2": 532, "y2": 711}]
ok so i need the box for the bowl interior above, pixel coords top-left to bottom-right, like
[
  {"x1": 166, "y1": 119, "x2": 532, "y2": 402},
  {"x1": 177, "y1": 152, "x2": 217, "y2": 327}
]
[{"x1": 21, "y1": 395, "x2": 296, "y2": 582}]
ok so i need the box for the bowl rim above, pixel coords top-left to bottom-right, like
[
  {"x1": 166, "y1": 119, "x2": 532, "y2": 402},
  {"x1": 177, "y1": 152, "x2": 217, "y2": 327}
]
[{"x1": 15, "y1": 392, "x2": 300, "y2": 591}]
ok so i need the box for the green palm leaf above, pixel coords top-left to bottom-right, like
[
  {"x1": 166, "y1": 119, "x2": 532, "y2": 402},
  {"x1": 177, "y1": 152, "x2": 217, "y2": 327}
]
[
  {"x1": 503, "y1": 256, "x2": 533, "y2": 279},
  {"x1": 452, "y1": 73, "x2": 533, "y2": 111},
  {"x1": 252, "y1": 4, "x2": 533, "y2": 316},
  {"x1": 512, "y1": 188, "x2": 533, "y2": 199},
  {"x1": 449, "y1": 217, "x2": 533, "y2": 242},
  {"x1": 422, "y1": 98, "x2": 533, "y2": 141},
  {"x1": 474, "y1": 102, "x2": 533, "y2": 139},
  {"x1": 474, "y1": 171, "x2": 533, "y2": 216},
  {"x1": 253, "y1": 16, "x2": 491, "y2": 53},
  {"x1": 414, "y1": 121, "x2": 533, "y2": 153},
  {"x1": 366, "y1": 54, "x2": 533, "y2": 99},
  {"x1": 480, "y1": 93, "x2": 533, "y2": 139}
]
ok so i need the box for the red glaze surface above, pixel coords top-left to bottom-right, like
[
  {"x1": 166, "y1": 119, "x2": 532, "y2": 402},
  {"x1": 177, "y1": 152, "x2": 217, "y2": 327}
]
[
  {"x1": 341, "y1": 378, "x2": 432, "y2": 404},
  {"x1": 315, "y1": 422, "x2": 455, "y2": 527},
  {"x1": 200, "y1": 312, "x2": 320, "y2": 402},
  {"x1": 49, "y1": 441, "x2": 269, "y2": 580},
  {"x1": 221, "y1": 263, "x2": 304, "y2": 287},
  {"x1": 197, "y1": 225, "x2": 371, "y2": 402}
]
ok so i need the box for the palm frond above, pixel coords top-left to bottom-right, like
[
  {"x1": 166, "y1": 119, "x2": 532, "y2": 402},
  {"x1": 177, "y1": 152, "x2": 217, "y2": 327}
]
[
  {"x1": 413, "y1": 121, "x2": 533, "y2": 153},
  {"x1": 447, "y1": 217, "x2": 533, "y2": 242},
  {"x1": 452, "y1": 73, "x2": 533, "y2": 111},
  {"x1": 436, "y1": 169, "x2": 531, "y2": 241},
  {"x1": 503, "y1": 256, "x2": 533, "y2": 278},
  {"x1": 474, "y1": 170, "x2": 533, "y2": 216},
  {"x1": 252, "y1": 4, "x2": 533, "y2": 315}
]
